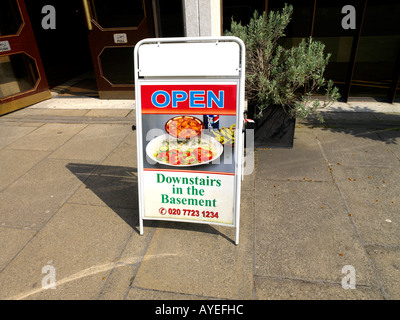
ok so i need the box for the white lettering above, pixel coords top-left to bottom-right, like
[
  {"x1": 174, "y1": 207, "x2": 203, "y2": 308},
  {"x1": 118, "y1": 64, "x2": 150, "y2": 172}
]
[
  {"x1": 341, "y1": 5, "x2": 356, "y2": 30},
  {"x1": 197, "y1": 304, "x2": 244, "y2": 315},
  {"x1": 237, "y1": 305, "x2": 244, "y2": 314},
  {"x1": 199, "y1": 305, "x2": 207, "y2": 314},
  {"x1": 342, "y1": 265, "x2": 356, "y2": 289},
  {"x1": 41, "y1": 5, "x2": 56, "y2": 30},
  {"x1": 41, "y1": 263, "x2": 56, "y2": 289},
  {"x1": 155, "y1": 304, "x2": 189, "y2": 317}
]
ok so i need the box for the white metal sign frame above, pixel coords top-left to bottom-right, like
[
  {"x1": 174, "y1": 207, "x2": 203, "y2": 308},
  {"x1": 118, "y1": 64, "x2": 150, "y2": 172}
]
[{"x1": 134, "y1": 36, "x2": 245, "y2": 245}]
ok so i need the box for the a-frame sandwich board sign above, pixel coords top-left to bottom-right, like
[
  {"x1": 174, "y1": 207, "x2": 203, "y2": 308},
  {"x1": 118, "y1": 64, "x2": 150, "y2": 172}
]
[{"x1": 134, "y1": 37, "x2": 245, "y2": 245}]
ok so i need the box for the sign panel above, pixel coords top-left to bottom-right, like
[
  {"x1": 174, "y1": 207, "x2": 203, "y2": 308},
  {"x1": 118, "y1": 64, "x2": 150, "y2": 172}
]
[
  {"x1": 137, "y1": 41, "x2": 240, "y2": 77},
  {"x1": 142, "y1": 170, "x2": 235, "y2": 225},
  {"x1": 135, "y1": 37, "x2": 245, "y2": 244},
  {"x1": 139, "y1": 80, "x2": 238, "y2": 226}
]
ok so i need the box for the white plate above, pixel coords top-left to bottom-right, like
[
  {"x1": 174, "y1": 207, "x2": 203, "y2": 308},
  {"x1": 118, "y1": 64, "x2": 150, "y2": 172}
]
[{"x1": 146, "y1": 134, "x2": 223, "y2": 167}]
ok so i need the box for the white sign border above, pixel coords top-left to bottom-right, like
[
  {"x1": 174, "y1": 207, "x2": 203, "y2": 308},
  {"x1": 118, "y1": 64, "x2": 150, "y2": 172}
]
[{"x1": 134, "y1": 37, "x2": 245, "y2": 245}]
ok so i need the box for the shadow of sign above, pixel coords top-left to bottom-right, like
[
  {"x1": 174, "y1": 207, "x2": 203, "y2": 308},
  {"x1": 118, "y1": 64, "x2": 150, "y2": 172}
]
[
  {"x1": 66, "y1": 163, "x2": 139, "y2": 229},
  {"x1": 65, "y1": 163, "x2": 234, "y2": 242}
]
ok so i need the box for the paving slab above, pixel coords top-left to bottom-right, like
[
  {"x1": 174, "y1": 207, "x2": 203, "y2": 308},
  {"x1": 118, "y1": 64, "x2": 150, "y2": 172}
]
[
  {"x1": 49, "y1": 124, "x2": 131, "y2": 162},
  {"x1": 253, "y1": 276, "x2": 384, "y2": 300},
  {"x1": 99, "y1": 221, "x2": 157, "y2": 300},
  {"x1": 0, "y1": 125, "x2": 38, "y2": 150},
  {"x1": 256, "y1": 126, "x2": 332, "y2": 182},
  {"x1": 318, "y1": 112, "x2": 378, "y2": 123},
  {"x1": 3, "y1": 108, "x2": 90, "y2": 117},
  {"x1": 99, "y1": 263, "x2": 138, "y2": 300},
  {"x1": 126, "y1": 287, "x2": 213, "y2": 300},
  {"x1": 0, "y1": 203, "x2": 133, "y2": 300},
  {"x1": 23, "y1": 270, "x2": 110, "y2": 300},
  {"x1": 0, "y1": 227, "x2": 36, "y2": 272},
  {"x1": 332, "y1": 165, "x2": 400, "y2": 245},
  {"x1": 314, "y1": 127, "x2": 400, "y2": 167},
  {"x1": 375, "y1": 129, "x2": 400, "y2": 160},
  {"x1": 5, "y1": 123, "x2": 87, "y2": 151},
  {"x1": 324, "y1": 101, "x2": 400, "y2": 114},
  {"x1": 366, "y1": 247, "x2": 400, "y2": 300},
  {"x1": 100, "y1": 132, "x2": 137, "y2": 167},
  {"x1": 0, "y1": 159, "x2": 95, "y2": 230},
  {"x1": 132, "y1": 222, "x2": 252, "y2": 299},
  {"x1": 84, "y1": 109, "x2": 131, "y2": 118},
  {"x1": 0, "y1": 121, "x2": 44, "y2": 127},
  {"x1": 17, "y1": 122, "x2": 45, "y2": 127},
  {"x1": 29, "y1": 97, "x2": 135, "y2": 109},
  {"x1": 253, "y1": 176, "x2": 377, "y2": 287},
  {"x1": 131, "y1": 181, "x2": 255, "y2": 300},
  {"x1": 66, "y1": 163, "x2": 138, "y2": 215},
  {"x1": 373, "y1": 112, "x2": 400, "y2": 122},
  {"x1": 0, "y1": 149, "x2": 50, "y2": 191}
]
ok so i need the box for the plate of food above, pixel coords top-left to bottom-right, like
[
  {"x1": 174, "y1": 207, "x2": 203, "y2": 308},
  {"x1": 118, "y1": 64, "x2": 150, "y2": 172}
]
[
  {"x1": 146, "y1": 134, "x2": 223, "y2": 167},
  {"x1": 165, "y1": 116, "x2": 204, "y2": 140}
]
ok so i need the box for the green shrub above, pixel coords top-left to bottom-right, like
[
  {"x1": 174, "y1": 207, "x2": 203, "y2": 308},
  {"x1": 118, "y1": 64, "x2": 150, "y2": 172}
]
[{"x1": 225, "y1": 4, "x2": 340, "y2": 121}]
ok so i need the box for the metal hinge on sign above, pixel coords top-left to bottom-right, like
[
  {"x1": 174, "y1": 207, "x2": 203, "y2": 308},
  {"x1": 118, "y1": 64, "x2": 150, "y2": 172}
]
[{"x1": 243, "y1": 118, "x2": 255, "y2": 132}]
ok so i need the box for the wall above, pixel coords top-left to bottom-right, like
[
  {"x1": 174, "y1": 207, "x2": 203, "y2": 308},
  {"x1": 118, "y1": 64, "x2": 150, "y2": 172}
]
[{"x1": 183, "y1": 0, "x2": 221, "y2": 37}]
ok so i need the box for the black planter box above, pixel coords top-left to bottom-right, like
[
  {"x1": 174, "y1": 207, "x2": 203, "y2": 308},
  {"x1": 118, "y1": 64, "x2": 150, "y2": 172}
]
[{"x1": 248, "y1": 104, "x2": 296, "y2": 149}]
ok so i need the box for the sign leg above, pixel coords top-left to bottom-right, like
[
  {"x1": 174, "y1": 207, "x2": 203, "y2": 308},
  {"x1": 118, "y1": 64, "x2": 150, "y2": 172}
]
[
  {"x1": 235, "y1": 226, "x2": 239, "y2": 245},
  {"x1": 139, "y1": 216, "x2": 144, "y2": 235}
]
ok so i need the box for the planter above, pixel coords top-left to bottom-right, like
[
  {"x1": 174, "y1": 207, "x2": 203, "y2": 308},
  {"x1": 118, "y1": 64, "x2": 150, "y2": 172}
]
[{"x1": 248, "y1": 104, "x2": 296, "y2": 149}]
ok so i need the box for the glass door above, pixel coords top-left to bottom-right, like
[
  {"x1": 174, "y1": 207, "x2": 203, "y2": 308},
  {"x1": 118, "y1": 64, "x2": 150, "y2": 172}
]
[
  {"x1": 84, "y1": 0, "x2": 155, "y2": 99},
  {"x1": 350, "y1": 0, "x2": 400, "y2": 99},
  {"x1": 0, "y1": 0, "x2": 51, "y2": 116}
]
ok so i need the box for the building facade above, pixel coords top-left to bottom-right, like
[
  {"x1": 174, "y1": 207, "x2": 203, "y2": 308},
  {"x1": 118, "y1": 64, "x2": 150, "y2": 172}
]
[{"x1": 1, "y1": 0, "x2": 399, "y2": 115}]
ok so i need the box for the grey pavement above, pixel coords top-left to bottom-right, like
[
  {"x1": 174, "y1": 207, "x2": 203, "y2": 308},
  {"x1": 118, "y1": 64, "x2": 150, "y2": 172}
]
[{"x1": 0, "y1": 102, "x2": 400, "y2": 300}]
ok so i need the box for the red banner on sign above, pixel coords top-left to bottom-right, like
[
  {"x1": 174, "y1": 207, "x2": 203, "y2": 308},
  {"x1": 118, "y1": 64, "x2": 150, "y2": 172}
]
[{"x1": 140, "y1": 84, "x2": 237, "y2": 115}]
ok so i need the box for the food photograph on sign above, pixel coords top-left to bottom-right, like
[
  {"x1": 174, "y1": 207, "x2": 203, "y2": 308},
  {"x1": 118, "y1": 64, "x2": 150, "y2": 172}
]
[{"x1": 144, "y1": 114, "x2": 236, "y2": 171}]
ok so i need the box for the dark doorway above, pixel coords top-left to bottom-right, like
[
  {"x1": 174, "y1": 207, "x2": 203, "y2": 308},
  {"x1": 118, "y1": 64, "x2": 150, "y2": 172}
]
[{"x1": 25, "y1": 0, "x2": 94, "y2": 88}]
